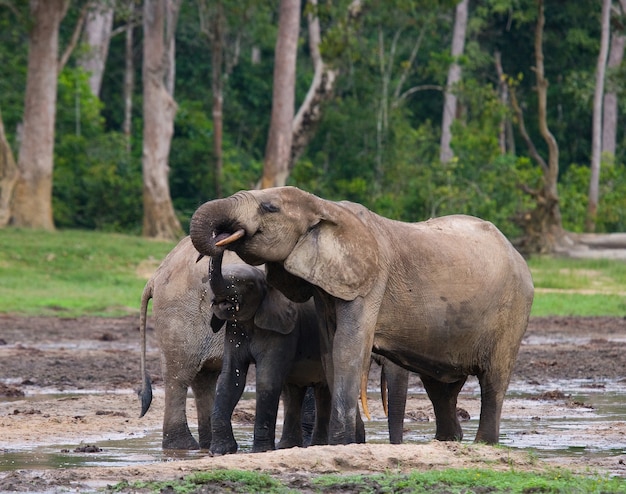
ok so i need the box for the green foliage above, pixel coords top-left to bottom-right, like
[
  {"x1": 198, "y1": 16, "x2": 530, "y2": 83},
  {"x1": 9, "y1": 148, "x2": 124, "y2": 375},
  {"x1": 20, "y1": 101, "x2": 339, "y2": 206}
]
[
  {"x1": 53, "y1": 132, "x2": 142, "y2": 232},
  {"x1": 559, "y1": 161, "x2": 626, "y2": 233},
  {"x1": 0, "y1": 229, "x2": 175, "y2": 317}
]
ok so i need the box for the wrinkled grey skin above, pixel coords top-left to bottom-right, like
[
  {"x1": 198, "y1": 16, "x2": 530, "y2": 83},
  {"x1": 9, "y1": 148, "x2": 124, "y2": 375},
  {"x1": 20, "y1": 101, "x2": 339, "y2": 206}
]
[
  {"x1": 208, "y1": 251, "x2": 331, "y2": 455},
  {"x1": 138, "y1": 236, "x2": 329, "y2": 451},
  {"x1": 189, "y1": 186, "x2": 534, "y2": 445}
]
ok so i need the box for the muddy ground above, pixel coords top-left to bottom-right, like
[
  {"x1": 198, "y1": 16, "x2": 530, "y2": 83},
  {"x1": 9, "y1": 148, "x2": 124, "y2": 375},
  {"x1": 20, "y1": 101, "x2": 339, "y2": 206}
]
[{"x1": 0, "y1": 315, "x2": 625, "y2": 492}]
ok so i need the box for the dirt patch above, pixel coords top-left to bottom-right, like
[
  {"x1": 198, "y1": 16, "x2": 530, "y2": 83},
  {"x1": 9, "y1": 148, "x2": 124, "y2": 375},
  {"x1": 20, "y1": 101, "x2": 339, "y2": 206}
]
[{"x1": 1, "y1": 315, "x2": 626, "y2": 492}]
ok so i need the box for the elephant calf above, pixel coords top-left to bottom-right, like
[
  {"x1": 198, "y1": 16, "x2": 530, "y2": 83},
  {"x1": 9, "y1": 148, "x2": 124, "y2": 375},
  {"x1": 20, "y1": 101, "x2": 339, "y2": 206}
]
[
  {"x1": 207, "y1": 251, "x2": 330, "y2": 455},
  {"x1": 138, "y1": 236, "x2": 329, "y2": 452}
]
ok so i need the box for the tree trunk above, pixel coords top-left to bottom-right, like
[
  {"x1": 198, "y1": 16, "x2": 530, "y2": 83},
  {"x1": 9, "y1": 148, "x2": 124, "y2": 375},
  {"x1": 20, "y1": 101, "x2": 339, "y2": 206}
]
[
  {"x1": 289, "y1": 0, "x2": 337, "y2": 171},
  {"x1": 78, "y1": 2, "x2": 114, "y2": 97},
  {"x1": 585, "y1": 0, "x2": 612, "y2": 233},
  {"x1": 439, "y1": 0, "x2": 469, "y2": 163},
  {"x1": 508, "y1": 0, "x2": 563, "y2": 254},
  {"x1": 0, "y1": 110, "x2": 18, "y2": 227},
  {"x1": 260, "y1": 0, "x2": 301, "y2": 189},
  {"x1": 141, "y1": 0, "x2": 183, "y2": 240},
  {"x1": 123, "y1": 0, "x2": 135, "y2": 153},
  {"x1": 601, "y1": 0, "x2": 626, "y2": 157},
  {"x1": 11, "y1": 0, "x2": 67, "y2": 230}
]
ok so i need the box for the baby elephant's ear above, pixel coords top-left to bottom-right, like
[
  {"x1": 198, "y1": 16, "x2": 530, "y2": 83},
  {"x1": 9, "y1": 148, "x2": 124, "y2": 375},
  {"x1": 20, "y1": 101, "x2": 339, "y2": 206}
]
[
  {"x1": 254, "y1": 287, "x2": 298, "y2": 335},
  {"x1": 211, "y1": 315, "x2": 226, "y2": 333},
  {"x1": 285, "y1": 202, "x2": 379, "y2": 301}
]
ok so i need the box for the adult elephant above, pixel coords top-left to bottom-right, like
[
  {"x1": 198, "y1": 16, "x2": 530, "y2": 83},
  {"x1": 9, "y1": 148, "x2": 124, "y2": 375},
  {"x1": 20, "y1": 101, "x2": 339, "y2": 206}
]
[
  {"x1": 138, "y1": 236, "x2": 328, "y2": 451},
  {"x1": 207, "y1": 251, "x2": 331, "y2": 455},
  {"x1": 189, "y1": 186, "x2": 534, "y2": 445}
]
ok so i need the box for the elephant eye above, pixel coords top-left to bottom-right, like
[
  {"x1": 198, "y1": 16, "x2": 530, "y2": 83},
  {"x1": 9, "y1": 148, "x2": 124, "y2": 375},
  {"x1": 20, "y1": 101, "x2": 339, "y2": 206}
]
[{"x1": 260, "y1": 201, "x2": 280, "y2": 214}]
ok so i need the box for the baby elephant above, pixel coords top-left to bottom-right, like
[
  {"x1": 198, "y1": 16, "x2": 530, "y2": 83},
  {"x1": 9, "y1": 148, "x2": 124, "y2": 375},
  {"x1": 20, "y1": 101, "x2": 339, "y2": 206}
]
[
  {"x1": 138, "y1": 236, "x2": 329, "y2": 451},
  {"x1": 208, "y1": 251, "x2": 330, "y2": 455}
]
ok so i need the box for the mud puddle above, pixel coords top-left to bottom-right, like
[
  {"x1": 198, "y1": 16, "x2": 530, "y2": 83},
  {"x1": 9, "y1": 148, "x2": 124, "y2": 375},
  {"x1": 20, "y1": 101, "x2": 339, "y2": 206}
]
[{"x1": 2, "y1": 380, "x2": 625, "y2": 473}]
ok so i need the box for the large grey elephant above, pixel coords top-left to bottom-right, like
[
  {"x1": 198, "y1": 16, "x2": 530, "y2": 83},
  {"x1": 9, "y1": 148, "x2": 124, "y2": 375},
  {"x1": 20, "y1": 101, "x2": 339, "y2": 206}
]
[
  {"x1": 207, "y1": 251, "x2": 330, "y2": 455},
  {"x1": 189, "y1": 186, "x2": 534, "y2": 445},
  {"x1": 138, "y1": 236, "x2": 329, "y2": 451}
]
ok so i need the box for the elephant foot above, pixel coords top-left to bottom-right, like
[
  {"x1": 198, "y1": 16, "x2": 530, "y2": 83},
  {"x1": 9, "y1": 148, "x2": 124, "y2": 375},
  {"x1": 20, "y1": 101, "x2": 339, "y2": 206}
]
[
  {"x1": 209, "y1": 439, "x2": 238, "y2": 456},
  {"x1": 162, "y1": 435, "x2": 200, "y2": 450},
  {"x1": 277, "y1": 438, "x2": 300, "y2": 450}
]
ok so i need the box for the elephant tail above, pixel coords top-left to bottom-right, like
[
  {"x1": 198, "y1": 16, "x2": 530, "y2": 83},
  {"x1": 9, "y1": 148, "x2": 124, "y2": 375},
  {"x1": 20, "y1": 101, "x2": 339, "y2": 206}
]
[{"x1": 138, "y1": 279, "x2": 154, "y2": 418}]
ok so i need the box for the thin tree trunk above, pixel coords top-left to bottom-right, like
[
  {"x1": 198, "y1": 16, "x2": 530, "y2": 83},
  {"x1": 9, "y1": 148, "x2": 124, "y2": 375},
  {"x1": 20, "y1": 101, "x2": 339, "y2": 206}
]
[
  {"x1": 11, "y1": 0, "x2": 68, "y2": 230},
  {"x1": 141, "y1": 0, "x2": 183, "y2": 240},
  {"x1": 78, "y1": 2, "x2": 114, "y2": 97},
  {"x1": 260, "y1": 0, "x2": 301, "y2": 189},
  {"x1": 439, "y1": 0, "x2": 469, "y2": 163},
  {"x1": 601, "y1": 0, "x2": 626, "y2": 157},
  {"x1": 289, "y1": 0, "x2": 337, "y2": 170},
  {"x1": 123, "y1": 0, "x2": 135, "y2": 153},
  {"x1": 586, "y1": 0, "x2": 612, "y2": 233},
  {"x1": 0, "y1": 110, "x2": 18, "y2": 227},
  {"x1": 507, "y1": 0, "x2": 563, "y2": 254}
]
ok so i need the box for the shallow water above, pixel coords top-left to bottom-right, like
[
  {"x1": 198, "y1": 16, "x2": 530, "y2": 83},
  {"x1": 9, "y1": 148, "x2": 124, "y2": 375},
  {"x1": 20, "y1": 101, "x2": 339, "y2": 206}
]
[{"x1": 2, "y1": 381, "x2": 625, "y2": 473}]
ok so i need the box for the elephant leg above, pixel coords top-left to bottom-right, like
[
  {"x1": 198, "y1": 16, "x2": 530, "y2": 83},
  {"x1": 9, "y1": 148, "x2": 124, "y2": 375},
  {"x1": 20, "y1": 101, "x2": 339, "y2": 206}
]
[
  {"x1": 421, "y1": 375, "x2": 467, "y2": 442},
  {"x1": 210, "y1": 364, "x2": 248, "y2": 456},
  {"x1": 300, "y1": 386, "x2": 316, "y2": 447},
  {"x1": 328, "y1": 298, "x2": 375, "y2": 445},
  {"x1": 277, "y1": 384, "x2": 306, "y2": 449},
  {"x1": 474, "y1": 368, "x2": 510, "y2": 444},
  {"x1": 253, "y1": 367, "x2": 285, "y2": 453},
  {"x1": 162, "y1": 379, "x2": 199, "y2": 450},
  {"x1": 384, "y1": 360, "x2": 409, "y2": 445},
  {"x1": 191, "y1": 368, "x2": 219, "y2": 449},
  {"x1": 310, "y1": 384, "x2": 331, "y2": 446}
]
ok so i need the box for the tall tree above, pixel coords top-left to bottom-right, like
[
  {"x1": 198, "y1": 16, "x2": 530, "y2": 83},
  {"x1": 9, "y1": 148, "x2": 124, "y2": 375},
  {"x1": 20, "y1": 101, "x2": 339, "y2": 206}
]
[
  {"x1": 78, "y1": 1, "x2": 114, "y2": 97},
  {"x1": 123, "y1": 0, "x2": 136, "y2": 152},
  {"x1": 142, "y1": 0, "x2": 184, "y2": 239},
  {"x1": 0, "y1": 109, "x2": 17, "y2": 227},
  {"x1": 508, "y1": 0, "x2": 563, "y2": 254},
  {"x1": 260, "y1": 0, "x2": 301, "y2": 189},
  {"x1": 586, "y1": 0, "x2": 612, "y2": 232},
  {"x1": 602, "y1": 0, "x2": 626, "y2": 157},
  {"x1": 11, "y1": 0, "x2": 69, "y2": 230},
  {"x1": 440, "y1": 0, "x2": 469, "y2": 163},
  {"x1": 289, "y1": 0, "x2": 338, "y2": 170}
]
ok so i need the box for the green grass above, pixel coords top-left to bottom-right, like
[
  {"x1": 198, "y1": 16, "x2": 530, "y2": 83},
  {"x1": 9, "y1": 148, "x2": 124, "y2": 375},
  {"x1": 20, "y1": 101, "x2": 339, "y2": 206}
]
[
  {"x1": 527, "y1": 256, "x2": 626, "y2": 316},
  {"x1": 0, "y1": 228, "x2": 176, "y2": 317},
  {"x1": 0, "y1": 228, "x2": 624, "y2": 317},
  {"x1": 110, "y1": 468, "x2": 626, "y2": 493}
]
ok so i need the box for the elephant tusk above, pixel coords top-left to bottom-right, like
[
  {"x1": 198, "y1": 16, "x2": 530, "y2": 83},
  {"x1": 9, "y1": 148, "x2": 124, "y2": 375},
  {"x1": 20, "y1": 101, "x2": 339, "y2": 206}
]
[
  {"x1": 360, "y1": 369, "x2": 371, "y2": 421},
  {"x1": 215, "y1": 229, "x2": 245, "y2": 247}
]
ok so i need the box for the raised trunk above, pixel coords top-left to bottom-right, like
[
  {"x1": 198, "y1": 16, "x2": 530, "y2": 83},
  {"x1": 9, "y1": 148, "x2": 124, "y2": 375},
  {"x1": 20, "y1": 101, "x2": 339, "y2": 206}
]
[
  {"x1": 208, "y1": 251, "x2": 228, "y2": 297},
  {"x1": 190, "y1": 196, "x2": 244, "y2": 259}
]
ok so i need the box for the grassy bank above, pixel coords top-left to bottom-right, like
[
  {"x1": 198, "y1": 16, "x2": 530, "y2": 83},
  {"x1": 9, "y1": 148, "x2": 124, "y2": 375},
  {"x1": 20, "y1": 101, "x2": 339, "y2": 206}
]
[
  {"x1": 0, "y1": 228, "x2": 624, "y2": 317},
  {"x1": 113, "y1": 467, "x2": 625, "y2": 493}
]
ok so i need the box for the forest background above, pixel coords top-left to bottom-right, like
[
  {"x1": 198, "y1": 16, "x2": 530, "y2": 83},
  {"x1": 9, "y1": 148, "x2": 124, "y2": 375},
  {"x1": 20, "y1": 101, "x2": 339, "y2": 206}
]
[{"x1": 0, "y1": 0, "x2": 625, "y2": 253}]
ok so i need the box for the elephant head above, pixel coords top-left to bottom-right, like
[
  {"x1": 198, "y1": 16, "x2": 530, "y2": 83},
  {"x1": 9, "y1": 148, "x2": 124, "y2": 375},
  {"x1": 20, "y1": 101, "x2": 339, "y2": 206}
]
[
  {"x1": 190, "y1": 187, "x2": 380, "y2": 303},
  {"x1": 208, "y1": 250, "x2": 300, "y2": 335}
]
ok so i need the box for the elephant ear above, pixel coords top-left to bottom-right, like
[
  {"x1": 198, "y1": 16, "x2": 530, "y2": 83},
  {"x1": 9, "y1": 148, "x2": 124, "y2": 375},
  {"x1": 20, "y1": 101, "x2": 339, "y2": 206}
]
[
  {"x1": 211, "y1": 315, "x2": 226, "y2": 333},
  {"x1": 284, "y1": 201, "x2": 379, "y2": 301},
  {"x1": 254, "y1": 286, "x2": 298, "y2": 335}
]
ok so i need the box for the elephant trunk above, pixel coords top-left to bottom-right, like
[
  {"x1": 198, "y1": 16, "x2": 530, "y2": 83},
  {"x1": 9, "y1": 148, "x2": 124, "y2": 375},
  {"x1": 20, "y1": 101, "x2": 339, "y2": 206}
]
[
  {"x1": 208, "y1": 251, "x2": 228, "y2": 298},
  {"x1": 190, "y1": 196, "x2": 248, "y2": 258}
]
